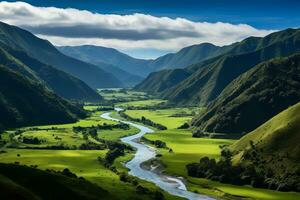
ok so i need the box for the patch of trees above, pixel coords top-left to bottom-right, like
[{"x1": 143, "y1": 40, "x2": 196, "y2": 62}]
[
  {"x1": 119, "y1": 111, "x2": 167, "y2": 130},
  {"x1": 79, "y1": 142, "x2": 105, "y2": 150},
  {"x1": 21, "y1": 136, "x2": 43, "y2": 144},
  {"x1": 141, "y1": 137, "x2": 167, "y2": 148},
  {"x1": 178, "y1": 122, "x2": 190, "y2": 129},
  {"x1": 186, "y1": 148, "x2": 300, "y2": 192},
  {"x1": 73, "y1": 123, "x2": 129, "y2": 133},
  {"x1": 97, "y1": 140, "x2": 133, "y2": 167}
]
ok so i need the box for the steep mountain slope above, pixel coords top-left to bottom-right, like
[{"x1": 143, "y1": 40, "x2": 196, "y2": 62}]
[
  {"x1": 58, "y1": 45, "x2": 151, "y2": 78},
  {"x1": 148, "y1": 43, "x2": 229, "y2": 71},
  {"x1": 58, "y1": 45, "x2": 143, "y2": 86},
  {"x1": 0, "y1": 163, "x2": 114, "y2": 200},
  {"x1": 0, "y1": 65, "x2": 86, "y2": 130},
  {"x1": 192, "y1": 53, "x2": 300, "y2": 134},
  {"x1": 0, "y1": 46, "x2": 101, "y2": 102},
  {"x1": 135, "y1": 69, "x2": 192, "y2": 94},
  {"x1": 137, "y1": 28, "x2": 300, "y2": 105},
  {"x1": 230, "y1": 101, "x2": 300, "y2": 190},
  {"x1": 0, "y1": 22, "x2": 121, "y2": 88}
]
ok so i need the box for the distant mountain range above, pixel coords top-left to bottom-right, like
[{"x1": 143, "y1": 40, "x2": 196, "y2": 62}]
[
  {"x1": 0, "y1": 22, "x2": 121, "y2": 89},
  {"x1": 58, "y1": 45, "x2": 145, "y2": 87}
]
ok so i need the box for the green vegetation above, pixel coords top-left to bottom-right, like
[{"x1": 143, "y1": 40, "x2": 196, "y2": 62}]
[
  {"x1": 0, "y1": 163, "x2": 115, "y2": 200},
  {"x1": 193, "y1": 53, "x2": 300, "y2": 134},
  {"x1": 117, "y1": 99, "x2": 166, "y2": 108},
  {"x1": 99, "y1": 89, "x2": 151, "y2": 102},
  {"x1": 124, "y1": 108, "x2": 196, "y2": 129},
  {"x1": 0, "y1": 64, "x2": 86, "y2": 130},
  {"x1": 121, "y1": 100, "x2": 300, "y2": 199}
]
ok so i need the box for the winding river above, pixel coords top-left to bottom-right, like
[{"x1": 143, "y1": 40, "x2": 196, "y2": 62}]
[{"x1": 101, "y1": 108, "x2": 214, "y2": 200}]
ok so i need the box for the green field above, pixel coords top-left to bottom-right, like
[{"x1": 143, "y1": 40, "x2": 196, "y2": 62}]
[
  {"x1": 0, "y1": 149, "x2": 144, "y2": 200},
  {"x1": 124, "y1": 108, "x2": 196, "y2": 129},
  {"x1": 98, "y1": 89, "x2": 150, "y2": 101},
  {"x1": 117, "y1": 99, "x2": 166, "y2": 108}
]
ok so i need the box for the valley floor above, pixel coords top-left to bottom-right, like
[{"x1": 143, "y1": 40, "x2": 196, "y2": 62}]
[
  {"x1": 117, "y1": 98, "x2": 300, "y2": 200},
  {"x1": 0, "y1": 89, "x2": 299, "y2": 200}
]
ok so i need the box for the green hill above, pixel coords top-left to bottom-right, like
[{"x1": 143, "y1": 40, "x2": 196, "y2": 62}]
[
  {"x1": 0, "y1": 21, "x2": 122, "y2": 89},
  {"x1": 58, "y1": 45, "x2": 143, "y2": 86},
  {"x1": 0, "y1": 163, "x2": 114, "y2": 200},
  {"x1": 0, "y1": 46, "x2": 101, "y2": 102},
  {"x1": 0, "y1": 65, "x2": 86, "y2": 130},
  {"x1": 192, "y1": 53, "x2": 300, "y2": 134},
  {"x1": 230, "y1": 101, "x2": 300, "y2": 191},
  {"x1": 135, "y1": 68, "x2": 191, "y2": 94}
]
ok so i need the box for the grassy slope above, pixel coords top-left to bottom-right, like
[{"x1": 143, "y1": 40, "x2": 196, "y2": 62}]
[
  {"x1": 192, "y1": 53, "x2": 300, "y2": 134},
  {"x1": 0, "y1": 64, "x2": 86, "y2": 130},
  {"x1": 0, "y1": 163, "x2": 114, "y2": 200},
  {"x1": 231, "y1": 101, "x2": 300, "y2": 175}
]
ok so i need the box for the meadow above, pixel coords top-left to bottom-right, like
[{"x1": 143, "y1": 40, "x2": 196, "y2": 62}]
[{"x1": 124, "y1": 108, "x2": 196, "y2": 129}]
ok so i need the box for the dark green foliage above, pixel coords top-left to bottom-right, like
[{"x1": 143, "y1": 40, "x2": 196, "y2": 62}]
[
  {"x1": 0, "y1": 65, "x2": 86, "y2": 129},
  {"x1": 21, "y1": 137, "x2": 43, "y2": 145},
  {"x1": 0, "y1": 22, "x2": 121, "y2": 88},
  {"x1": 79, "y1": 142, "x2": 105, "y2": 150},
  {"x1": 104, "y1": 148, "x2": 125, "y2": 165},
  {"x1": 186, "y1": 149, "x2": 300, "y2": 192},
  {"x1": 178, "y1": 122, "x2": 190, "y2": 129},
  {"x1": 0, "y1": 163, "x2": 115, "y2": 200},
  {"x1": 141, "y1": 137, "x2": 167, "y2": 148},
  {"x1": 193, "y1": 53, "x2": 300, "y2": 134}
]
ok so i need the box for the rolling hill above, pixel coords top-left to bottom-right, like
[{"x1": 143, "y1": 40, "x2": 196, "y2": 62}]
[
  {"x1": 192, "y1": 53, "x2": 300, "y2": 134},
  {"x1": 0, "y1": 45, "x2": 101, "y2": 102},
  {"x1": 58, "y1": 45, "x2": 143, "y2": 86},
  {"x1": 230, "y1": 101, "x2": 300, "y2": 191},
  {"x1": 0, "y1": 64, "x2": 86, "y2": 130},
  {"x1": 0, "y1": 21, "x2": 122, "y2": 89},
  {"x1": 0, "y1": 163, "x2": 115, "y2": 200},
  {"x1": 136, "y1": 28, "x2": 300, "y2": 106}
]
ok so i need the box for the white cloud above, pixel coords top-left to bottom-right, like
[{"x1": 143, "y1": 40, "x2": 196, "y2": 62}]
[{"x1": 0, "y1": 1, "x2": 275, "y2": 53}]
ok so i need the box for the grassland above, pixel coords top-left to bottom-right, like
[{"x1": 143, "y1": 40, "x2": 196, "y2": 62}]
[
  {"x1": 98, "y1": 89, "x2": 150, "y2": 101},
  {"x1": 117, "y1": 99, "x2": 166, "y2": 108},
  {"x1": 124, "y1": 108, "x2": 198, "y2": 129},
  {"x1": 0, "y1": 149, "x2": 143, "y2": 200}
]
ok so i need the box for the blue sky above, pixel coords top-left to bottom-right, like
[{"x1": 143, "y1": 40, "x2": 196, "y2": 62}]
[{"x1": 1, "y1": 0, "x2": 300, "y2": 58}]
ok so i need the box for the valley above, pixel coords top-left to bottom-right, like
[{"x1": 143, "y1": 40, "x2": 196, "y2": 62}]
[
  {"x1": 1, "y1": 90, "x2": 298, "y2": 200},
  {"x1": 0, "y1": 6, "x2": 299, "y2": 200}
]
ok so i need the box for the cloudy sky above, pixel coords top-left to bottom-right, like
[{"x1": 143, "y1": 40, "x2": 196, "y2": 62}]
[{"x1": 1, "y1": 1, "x2": 299, "y2": 58}]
